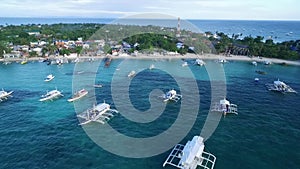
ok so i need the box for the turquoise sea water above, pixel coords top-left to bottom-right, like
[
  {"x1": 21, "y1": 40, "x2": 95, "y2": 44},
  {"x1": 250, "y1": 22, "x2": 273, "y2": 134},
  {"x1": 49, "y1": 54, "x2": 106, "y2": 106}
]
[{"x1": 0, "y1": 59, "x2": 299, "y2": 169}]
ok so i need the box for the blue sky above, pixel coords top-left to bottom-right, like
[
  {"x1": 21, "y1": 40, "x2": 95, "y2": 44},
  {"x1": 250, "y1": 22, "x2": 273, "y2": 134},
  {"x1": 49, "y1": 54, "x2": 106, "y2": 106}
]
[{"x1": 0, "y1": 0, "x2": 299, "y2": 20}]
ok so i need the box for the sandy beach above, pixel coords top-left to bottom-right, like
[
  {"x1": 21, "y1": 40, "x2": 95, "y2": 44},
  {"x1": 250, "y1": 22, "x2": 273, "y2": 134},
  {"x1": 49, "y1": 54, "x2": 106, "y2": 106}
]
[{"x1": 1, "y1": 53, "x2": 300, "y2": 66}]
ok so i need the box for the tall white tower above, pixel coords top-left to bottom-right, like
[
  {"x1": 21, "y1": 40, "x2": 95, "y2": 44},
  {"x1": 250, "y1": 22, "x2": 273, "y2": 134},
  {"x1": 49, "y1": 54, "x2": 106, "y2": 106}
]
[{"x1": 176, "y1": 17, "x2": 181, "y2": 37}]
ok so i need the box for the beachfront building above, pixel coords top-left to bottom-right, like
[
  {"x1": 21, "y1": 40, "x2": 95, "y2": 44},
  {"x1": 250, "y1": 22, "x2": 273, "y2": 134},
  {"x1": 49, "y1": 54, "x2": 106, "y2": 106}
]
[
  {"x1": 82, "y1": 44, "x2": 90, "y2": 49},
  {"x1": 3, "y1": 51, "x2": 21, "y2": 59},
  {"x1": 95, "y1": 39, "x2": 106, "y2": 48},
  {"x1": 32, "y1": 47, "x2": 43, "y2": 56}
]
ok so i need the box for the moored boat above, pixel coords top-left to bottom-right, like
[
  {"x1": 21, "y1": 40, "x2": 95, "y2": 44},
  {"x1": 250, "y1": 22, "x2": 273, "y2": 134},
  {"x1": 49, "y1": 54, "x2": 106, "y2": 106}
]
[
  {"x1": 252, "y1": 61, "x2": 257, "y2": 66},
  {"x1": 21, "y1": 60, "x2": 27, "y2": 65},
  {"x1": 163, "y1": 89, "x2": 182, "y2": 102},
  {"x1": 77, "y1": 102, "x2": 118, "y2": 125},
  {"x1": 128, "y1": 70, "x2": 136, "y2": 78},
  {"x1": 195, "y1": 59, "x2": 205, "y2": 66},
  {"x1": 182, "y1": 61, "x2": 188, "y2": 67},
  {"x1": 39, "y1": 89, "x2": 63, "y2": 102},
  {"x1": 264, "y1": 60, "x2": 272, "y2": 65},
  {"x1": 163, "y1": 135, "x2": 216, "y2": 169},
  {"x1": 93, "y1": 84, "x2": 103, "y2": 88},
  {"x1": 44, "y1": 74, "x2": 55, "y2": 82},
  {"x1": 0, "y1": 89, "x2": 13, "y2": 102},
  {"x1": 212, "y1": 98, "x2": 238, "y2": 115},
  {"x1": 265, "y1": 79, "x2": 297, "y2": 93},
  {"x1": 68, "y1": 89, "x2": 88, "y2": 102},
  {"x1": 218, "y1": 59, "x2": 227, "y2": 63},
  {"x1": 149, "y1": 64, "x2": 155, "y2": 70}
]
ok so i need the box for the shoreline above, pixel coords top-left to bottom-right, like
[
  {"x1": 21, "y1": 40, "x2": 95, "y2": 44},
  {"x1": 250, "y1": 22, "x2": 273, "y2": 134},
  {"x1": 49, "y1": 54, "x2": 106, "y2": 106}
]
[{"x1": 1, "y1": 53, "x2": 300, "y2": 66}]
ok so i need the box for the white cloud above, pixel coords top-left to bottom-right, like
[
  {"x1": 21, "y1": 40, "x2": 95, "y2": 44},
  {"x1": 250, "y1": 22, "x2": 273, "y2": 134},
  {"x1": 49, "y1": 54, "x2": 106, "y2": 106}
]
[
  {"x1": 144, "y1": 6, "x2": 171, "y2": 10},
  {"x1": 69, "y1": 0, "x2": 96, "y2": 4}
]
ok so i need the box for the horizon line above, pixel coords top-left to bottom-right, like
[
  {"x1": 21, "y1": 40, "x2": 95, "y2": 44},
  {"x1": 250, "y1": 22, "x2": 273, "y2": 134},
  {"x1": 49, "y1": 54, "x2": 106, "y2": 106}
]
[{"x1": 0, "y1": 16, "x2": 300, "y2": 22}]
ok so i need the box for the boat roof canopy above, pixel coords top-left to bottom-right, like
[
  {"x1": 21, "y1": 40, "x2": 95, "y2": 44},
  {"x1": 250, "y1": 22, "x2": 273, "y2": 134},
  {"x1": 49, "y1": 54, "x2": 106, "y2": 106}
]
[
  {"x1": 220, "y1": 98, "x2": 230, "y2": 105},
  {"x1": 180, "y1": 136, "x2": 205, "y2": 166},
  {"x1": 168, "y1": 90, "x2": 177, "y2": 95},
  {"x1": 95, "y1": 103, "x2": 110, "y2": 111},
  {"x1": 274, "y1": 80, "x2": 285, "y2": 85}
]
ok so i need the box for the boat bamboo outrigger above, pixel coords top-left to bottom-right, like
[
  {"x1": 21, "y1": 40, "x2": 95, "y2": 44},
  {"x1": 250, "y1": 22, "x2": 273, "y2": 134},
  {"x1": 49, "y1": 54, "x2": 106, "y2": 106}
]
[
  {"x1": 128, "y1": 70, "x2": 136, "y2": 78},
  {"x1": 195, "y1": 59, "x2": 205, "y2": 66},
  {"x1": 149, "y1": 64, "x2": 155, "y2": 70},
  {"x1": 182, "y1": 61, "x2": 188, "y2": 67},
  {"x1": 163, "y1": 135, "x2": 216, "y2": 169},
  {"x1": 163, "y1": 89, "x2": 182, "y2": 102},
  {"x1": 212, "y1": 98, "x2": 238, "y2": 115},
  {"x1": 93, "y1": 84, "x2": 103, "y2": 88},
  {"x1": 68, "y1": 89, "x2": 88, "y2": 102},
  {"x1": 39, "y1": 89, "x2": 63, "y2": 102},
  {"x1": 217, "y1": 59, "x2": 227, "y2": 63},
  {"x1": 77, "y1": 102, "x2": 118, "y2": 125},
  {"x1": 44, "y1": 74, "x2": 55, "y2": 82},
  {"x1": 252, "y1": 61, "x2": 257, "y2": 66},
  {"x1": 265, "y1": 79, "x2": 297, "y2": 93},
  {"x1": 0, "y1": 89, "x2": 13, "y2": 102}
]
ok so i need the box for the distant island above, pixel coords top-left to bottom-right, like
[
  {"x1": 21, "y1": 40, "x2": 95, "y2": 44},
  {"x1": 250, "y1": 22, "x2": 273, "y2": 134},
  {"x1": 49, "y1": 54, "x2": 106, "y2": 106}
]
[{"x1": 0, "y1": 23, "x2": 299, "y2": 61}]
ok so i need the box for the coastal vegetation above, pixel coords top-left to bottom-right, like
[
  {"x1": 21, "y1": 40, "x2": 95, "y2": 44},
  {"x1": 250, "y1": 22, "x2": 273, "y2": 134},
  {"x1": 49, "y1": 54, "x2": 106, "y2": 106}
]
[
  {"x1": 208, "y1": 32, "x2": 300, "y2": 60},
  {"x1": 122, "y1": 33, "x2": 189, "y2": 55},
  {"x1": 0, "y1": 23, "x2": 299, "y2": 60}
]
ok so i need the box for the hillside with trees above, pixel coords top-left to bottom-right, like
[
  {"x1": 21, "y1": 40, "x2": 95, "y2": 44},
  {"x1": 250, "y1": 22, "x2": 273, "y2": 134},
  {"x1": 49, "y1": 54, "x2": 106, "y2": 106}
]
[
  {"x1": 208, "y1": 32, "x2": 300, "y2": 60},
  {"x1": 0, "y1": 23, "x2": 299, "y2": 60}
]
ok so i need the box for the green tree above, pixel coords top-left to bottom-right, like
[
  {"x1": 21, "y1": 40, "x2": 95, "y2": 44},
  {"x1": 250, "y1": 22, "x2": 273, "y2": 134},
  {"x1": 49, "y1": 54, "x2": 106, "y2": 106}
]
[
  {"x1": 59, "y1": 48, "x2": 70, "y2": 56},
  {"x1": 29, "y1": 51, "x2": 37, "y2": 57}
]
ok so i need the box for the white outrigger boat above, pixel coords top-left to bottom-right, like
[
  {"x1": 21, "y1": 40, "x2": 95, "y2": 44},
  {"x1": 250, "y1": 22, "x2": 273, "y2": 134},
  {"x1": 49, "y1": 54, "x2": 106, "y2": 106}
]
[
  {"x1": 93, "y1": 84, "x2": 103, "y2": 88},
  {"x1": 128, "y1": 70, "x2": 136, "y2": 78},
  {"x1": 218, "y1": 59, "x2": 227, "y2": 63},
  {"x1": 212, "y1": 98, "x2": 238, "y2": 115},
  {"x1": 68, "y1": 89, "x2": 88, "y2": 102},
  {"x1": 77, "y1": 102, "x2": 118, "y2": 125},
  {"x1": 182, "y1": 61, "x2": 188, "y2": 67},
  {"x1": 252, "y1": 61, "x2": 257, "y2": 66},
  {"x1": 149, "y1": 64, "x2": 155, "y2": 70},
  {"x1": 163, "y1": 89, "x2": 182, "y2": 102},
  {"x1": 265, "y1": 79, "x2": 297, "y2": 93},
  {"x1": 195, "y1": 59, "x2": 205, "y2": 66},
  {"x1": 163, "y1": 135, "x2": 216, "y2": 169},
  {"x1": 39, "y1": 89, "x2": 63, "y2": 102},
  {"x1": 44, "y1": 74, "x2": 55, "y2": 82},
  {"x1": 0, "y1": 89, "x2": 13, "y2": 102},
  {"x1": 264, "y1": 60, "x2": 272, "y2": 65}
]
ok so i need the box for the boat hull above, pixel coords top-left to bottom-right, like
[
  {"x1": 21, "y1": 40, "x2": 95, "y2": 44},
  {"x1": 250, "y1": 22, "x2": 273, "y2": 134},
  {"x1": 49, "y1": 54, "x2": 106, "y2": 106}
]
[
  {"x1": 39, "y1": 91, "x2": 63, "y2": 102},
  {"x1": 68, "y1": 91, "x2": 88, "y2": 102}
]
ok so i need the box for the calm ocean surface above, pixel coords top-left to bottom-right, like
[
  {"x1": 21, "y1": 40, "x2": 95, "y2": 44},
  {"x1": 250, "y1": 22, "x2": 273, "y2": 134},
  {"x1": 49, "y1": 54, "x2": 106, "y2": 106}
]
[
  {"x1": 0, "y1": 59, "x2": 300, "y2": 169},
  {"x1": 0, "y1": 17, "x2": 300, "y2": 42}
]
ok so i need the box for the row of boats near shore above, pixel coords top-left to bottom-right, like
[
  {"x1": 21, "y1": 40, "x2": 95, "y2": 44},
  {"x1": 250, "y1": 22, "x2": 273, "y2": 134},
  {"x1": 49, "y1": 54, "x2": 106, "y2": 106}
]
[
  {"x1": 2, "y1": 56, "x2": 112, "y2": 66},
  {"x1": 38, "y1": 88, "x2": 89, "y2": 102}
]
